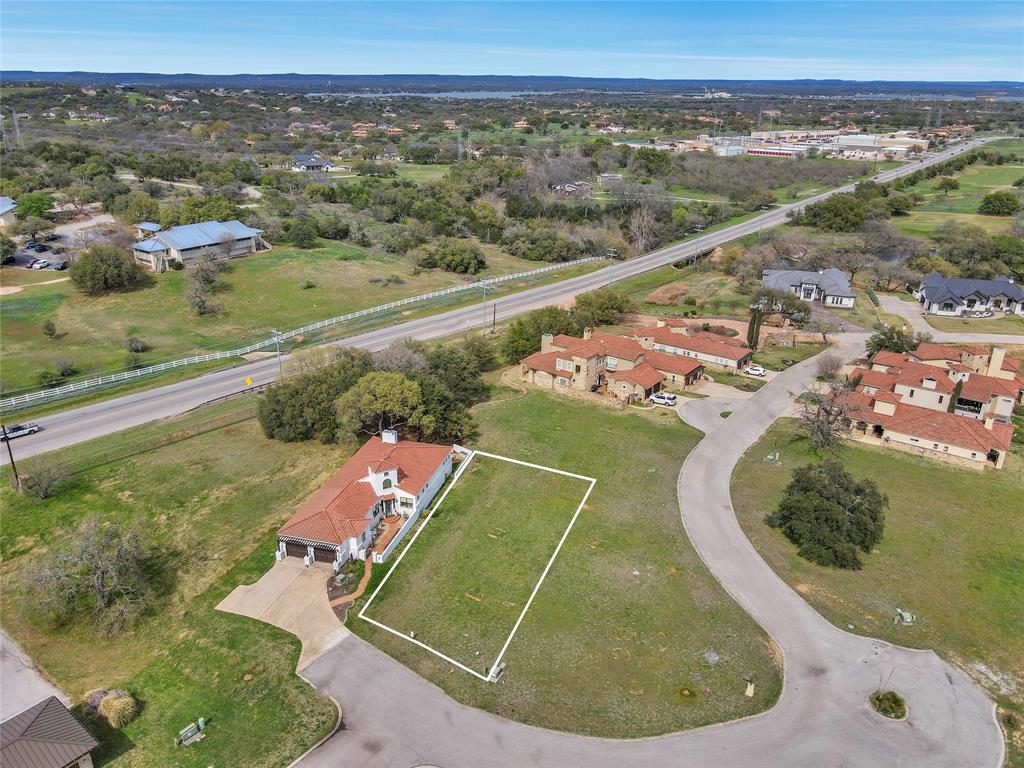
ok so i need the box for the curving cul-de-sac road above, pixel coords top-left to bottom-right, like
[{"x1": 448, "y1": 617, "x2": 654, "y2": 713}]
[{"x1": 296, "y1": 334, "x2": 1005, "y2": 768}]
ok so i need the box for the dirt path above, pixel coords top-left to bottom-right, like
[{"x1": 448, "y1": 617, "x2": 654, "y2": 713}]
[{"x1": 0, "y1": 277, "x2": 71, "y2": 295}]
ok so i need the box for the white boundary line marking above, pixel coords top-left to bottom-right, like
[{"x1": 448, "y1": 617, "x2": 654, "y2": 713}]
[{"x1": 357, "y1": 449, "x2": 595, "y2": 683}]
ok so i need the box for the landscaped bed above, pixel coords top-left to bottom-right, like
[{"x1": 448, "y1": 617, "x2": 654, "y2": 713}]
[
  {"x1": 350, "y1": 390, "x2": 782, "y2": 737},
  {"x1": 731, "y1": 418, "x2": 1024, "y2": 762}
]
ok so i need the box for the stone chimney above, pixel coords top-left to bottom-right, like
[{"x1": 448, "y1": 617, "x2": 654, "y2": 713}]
[
  {"x1": 986, "y1": 347, "x2": 1006, "y2": 378},
  {"x1": 540, "y1": 333, "x2": 554, "y2": 353},
  {"x1": 381, "y1": 429, "x2": 398, "y2": 444},
  {"x1": 983, "y1": 415, "x2": 995, "y2": 431},
  {"x1": 582, "y1": 327, "x2": 593, "y2": 340}
]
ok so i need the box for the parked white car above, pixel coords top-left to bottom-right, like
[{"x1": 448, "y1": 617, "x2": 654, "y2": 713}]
[
  {"x1": 31, "y1": 259, "x2": 50, "y2": 270},
  {"x1": 649, "y1": 392, "x2": 678, "y2": 406},
  {"x1": 743, "y1": 365, "x2": 767, "y2": 377}
]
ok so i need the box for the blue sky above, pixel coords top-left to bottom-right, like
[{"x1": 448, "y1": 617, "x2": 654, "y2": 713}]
[{"x1": 2, "y1": 1, "x2": 1022, "y2": 81}]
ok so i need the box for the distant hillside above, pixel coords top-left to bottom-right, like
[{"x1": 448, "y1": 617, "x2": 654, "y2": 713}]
[{"x1": 2, "y1": 71, "x2": 1022, "y2": 96}]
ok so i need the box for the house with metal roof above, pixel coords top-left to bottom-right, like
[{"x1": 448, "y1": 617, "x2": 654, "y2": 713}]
[
  {"x1": 133, "y1": 221, "x2": 161, "y2": 239},
  {"x1": 912, "y1": 273, "x2": 1024, "y2": 317},
  {"x1": 0, "y1": 196, "x2": 17, "y2": 228},
  {"x1": 760, "y1": 268, "x2": 856, "y2": 308},
  {"x1": 131, "y1": 219, "x2": 267, "y2": 272},
  {"x1": 1, "y1": 696, "x2": 98, "y2": 768}
]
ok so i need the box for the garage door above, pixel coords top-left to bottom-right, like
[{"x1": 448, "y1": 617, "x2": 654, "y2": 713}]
[
  {"x1": 313, "y1": 547, "x2": 336, "y2": 563},
  {"x1": 285, "y1": 541, "x2": 307, "y2": 559}
]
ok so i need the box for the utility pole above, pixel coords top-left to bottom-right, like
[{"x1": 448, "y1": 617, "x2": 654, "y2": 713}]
[
  {"x1": 271, "y1": 329, "x2": 283, "y2": 378},
  {"x1": 481, "y1": 285, "x2": 491, "y2": 331},
  {"x1": 606, "y1": 248, "x2": 618, "y2": 287},
  {"x1": 2, "y1": 425, "x2": 21, "y2": 490}
]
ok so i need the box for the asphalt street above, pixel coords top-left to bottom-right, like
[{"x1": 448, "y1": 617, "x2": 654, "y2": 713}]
[{"x1": 1, "y1": 137, "x2": 996, "y2": 463}]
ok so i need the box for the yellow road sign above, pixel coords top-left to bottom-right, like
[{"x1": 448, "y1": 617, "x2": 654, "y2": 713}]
[{"x1": 245, "y1": 377, "x2": 253, "y2": 386}]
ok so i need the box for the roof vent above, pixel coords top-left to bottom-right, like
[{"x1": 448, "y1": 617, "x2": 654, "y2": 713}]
[{"x1": 381, "y1": 429, "x2": 398, "y2": 445}]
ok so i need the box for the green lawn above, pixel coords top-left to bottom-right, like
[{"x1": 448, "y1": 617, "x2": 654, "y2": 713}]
[
  {"x1": 350, "y1": 391, "x2": 781, "y2": 736},
  {"x1": 0, "y1": 240, "x2": 548, "y2": 395},
  {"x1": 732, "y1": 419, "x2": 1024, "y2": 762},
  {"x1": 0, "y1": 401, "x2": 343, "y2": 766},
  {"x1": 987, "y1": 137, "x2": 1024, "y2": 155},
  {"x1": 752, "y1": 341, "x2": 828, "y2": 371},
  {"x1": 395, "y1": 162, "x2": 451, "y2": 182},
  {"x1": 363, "y1": 453, "x2": 591, "y2": 675},
  {"x1": 893, "y1": 210, "x2": 1013, "y2": 238},
  {"x1": 922, "y1": 312, "x2": 1024, "y2": 335},
  {"x1": 905, "y1": 163, "x2": 1024, "y2": 215},
  {"x1": 706, "y1": 368, "x2": 766, "y2": 391}
]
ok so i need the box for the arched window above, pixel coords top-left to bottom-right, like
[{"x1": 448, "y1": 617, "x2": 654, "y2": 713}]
[{"x1": 382, "y1": 477, "x2": 392, "y2": 489}]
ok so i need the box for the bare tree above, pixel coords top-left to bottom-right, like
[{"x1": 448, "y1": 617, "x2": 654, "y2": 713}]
[
  {"x1": 628, "y1": 205, "x2": 658, "y2": 255},
  {"x1": 807, "y1": 320, "x2": 840, "y2": 343},
  {"x1": 16, "y1": 459, "x2": 69, "y2": 499},
  {"x1": 816, "y1": 352, "x2": 844, "y2": 380},
  {"x1": 22, "y1": 517, "x2": 157, "y2": 634},
  {"x1": 800, "y1": 391, "x2": 849, "y2": 451},
  {"x1": 373, "y1": 339, "x2": 430, "y2": 374}
]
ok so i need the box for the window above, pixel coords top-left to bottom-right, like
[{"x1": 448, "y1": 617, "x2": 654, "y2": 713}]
[
  {"x1": 908, "y1": 389, "x2": 914, "y2": 398},
  {"x1": 938, "y1": 396, "x2": 944, "y2": 404},
  {"x1": 382, "y1": 477, "x2": 392, "y2": 490},
  {"x1": 556, "y1": 376, "x2": 569, "y2": 386},
  {"x1": 574, "y1": 364, "x2": 581, "y2": 373}
]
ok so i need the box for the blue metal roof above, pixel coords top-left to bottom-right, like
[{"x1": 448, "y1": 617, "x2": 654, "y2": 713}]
[
  {"x1": 0, "y1": 196, "x2": 16, "y2": 216},
  {"x1": 135, "y1": 221, "x2": 161, "y2": 232},
  {"x1": 133, "y1": 220, "x2": 263, "y2": 253}
]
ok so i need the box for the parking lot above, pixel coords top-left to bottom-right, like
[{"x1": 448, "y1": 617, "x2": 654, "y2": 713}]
[{"x1": 5, "y1": 241, "x2": 69, "y2": 271}]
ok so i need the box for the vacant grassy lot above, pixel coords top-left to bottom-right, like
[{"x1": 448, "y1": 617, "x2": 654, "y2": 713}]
[
  {"x1": 618, "y1": 263, "x2": 753, "y2": 318},
  {"x1": 988, "y1": 137, "x2": 1024, "y2": 155},
  {"x1": 0, "y1": 239, "x2": 546, "y2": 394},
  {"x1": 364, "y1": 453, "x2": 591, "y2": 675},
  {"x1": 396, "y1": 162, "x2": 451, "y2": 182},
  {"x1": 893, "y1": 210, "x2": 1013, "y2": 238},
  {"x1": 908, "y1": 163, "x2": 1024, "y2": 214},
  {"x1": 921, "y1": 312, "x2": 1024, "y2": 335},
  {"x1": 0, "y1": 402, "x2": 343, "y2": 766},
  {"x1": 732, "y1": 419, "x2": 1024, "y2": 761},
  {"x1": 351, "y1": 391, "x2": 781, "y2": 736}
]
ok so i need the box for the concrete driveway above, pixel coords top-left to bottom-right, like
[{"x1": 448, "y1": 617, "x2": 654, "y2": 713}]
[
  {"x1": 1, "y1": 629, "x2": 67, "y2": 720},
  {"x1": 878, "y1": 294, "x2": 1024, "y2": 345},
  {"x1": 294, "y1": 332, "x2": 1004, "y2": 768},
  {"x1": 217, "y1": 558, "x2": 349, "y2": 671}
]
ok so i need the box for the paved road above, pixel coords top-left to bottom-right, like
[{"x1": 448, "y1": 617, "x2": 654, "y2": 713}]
[
  {"x1": 2, "y1": 138, "x2": 995, "y2": 463},
  {"x1": 296, "y1": 333, "x2": 1003, "y2": 767},
  {"x1": 0, "y1": 629, "x2": 67, "y2": 720},
  {"x1": 879, "y1": 294, "x2": 1024, "y2": 344}
]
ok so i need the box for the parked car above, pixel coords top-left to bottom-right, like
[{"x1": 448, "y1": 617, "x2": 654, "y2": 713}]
[
  {"x1": 649, "y1": 392, "x2": 678, "y2": 406},
  {"x1": 25, "y1": 258, "x2": 39, "y2": 268},
  {"x1": 53, "y1": 261, "x2": 68, "y2": 271},
  {"x1": 1, "y1": 423, "x2": 41, "y2": 441},
  {"x1": 24, "y1": 241, "x2": 40, "y2": 248},
  {"x1": 28, "y1": 243, "x2": 49, "y2": 253},
  {"x1": 1, "y1": 253, "x2": 14, "y2": 265},
  {"x1": 743, "y1": 365, "x2": 767, "y2": 377},
  {"x1": 31, "y1": 259, "x2": 50, "y2": 270},
  {"x1": 43, "y1": 233, "x2": 62, "y2": 242}
]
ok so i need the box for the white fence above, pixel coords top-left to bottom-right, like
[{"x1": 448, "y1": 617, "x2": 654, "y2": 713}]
[
  {"x1": 372, "y1": 507, "x2": 423, "y2": 565},
  {"x1": 0, "y1": 256, "x2": 602, "y2": 410}
]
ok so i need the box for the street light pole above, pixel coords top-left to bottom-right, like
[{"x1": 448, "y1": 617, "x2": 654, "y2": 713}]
[{"x1": 757, "y1": 205, "x2": 770, "y2": 241}]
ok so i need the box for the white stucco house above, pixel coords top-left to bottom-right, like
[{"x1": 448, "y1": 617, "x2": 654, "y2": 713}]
[{"x1": 276, "y1": 431, "x2": 453, "y2": 569}]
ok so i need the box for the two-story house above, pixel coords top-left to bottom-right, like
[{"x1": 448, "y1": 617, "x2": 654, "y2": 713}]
[{"x1": 277, "y1": 431, "x2": 453, "y2": 569}]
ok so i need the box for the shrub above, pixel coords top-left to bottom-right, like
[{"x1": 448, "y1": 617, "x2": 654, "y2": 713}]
[
  {"x1": 300, "y1": 279, "x2": 317, "y2": 290},
  {"x1": 870, "y1": 690, "x2": 906, "y2": 719},
  {"x1": 16, "y1": 460, "x2": 69, "y2": 499},
  {"x1": 416, "y1": 238, "x2": 487, "y2": 274},
  {"x1": 69, "y1": 245, "x2": 148, "y2": 294},
  {"x1": 98, "y1": 690, "x2": 138, "y2": 729},
  {"x1": 865, "y1": 289, "x2": 879, "y2": 306},
  {"x1": 42, "y1": 319, "x2": 57, "y2": 339},
  {"x1": 124, "y1": 337, "x2": 149, "y2": 353}
]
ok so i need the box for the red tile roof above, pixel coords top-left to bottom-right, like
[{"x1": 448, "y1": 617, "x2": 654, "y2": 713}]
[
  {"x1": 608, "y1": 362, "x2": 663, "y2": 389},
  {"x1": 521, "y1": 350, "x2": 562, "y2": 377},
  {"x1": 869, "y1": 353, "x2": 956, "y2": 394},
  {"x1": 840, "y1": 392, "x2": 1013, "y2": 453},
  {"x1": 632, "y1": 326, "x2": 752, "y2": 361},
  {"x1": 910, "y1": 342, "x2": 962, "y2": 362},
  {"x1": 959, "y1": 372, "x2": 1023, "y2": 403},
  {"x1": 278, "y1": 437, "x2": 451, "y2": 546},
  {"x1": 551, "y1": 332, "x2": 647, "y2": 361},
  {"x1": 645, "y1": 349, "x2": 704, "y2": 377}
]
